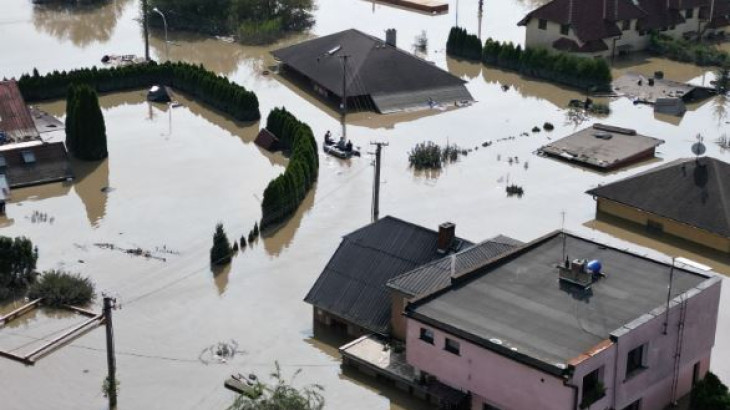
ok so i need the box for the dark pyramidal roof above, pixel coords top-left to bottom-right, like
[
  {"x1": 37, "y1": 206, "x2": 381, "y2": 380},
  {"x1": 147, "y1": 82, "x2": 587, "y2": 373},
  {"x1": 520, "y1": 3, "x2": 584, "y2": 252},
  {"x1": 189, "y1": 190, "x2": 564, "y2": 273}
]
[
  {"x1": 587, "y1": 157, "x2": 730, "y2": 237},
  {"x1": 271, "y1": 29, "x2": 471, "y2": 100}
]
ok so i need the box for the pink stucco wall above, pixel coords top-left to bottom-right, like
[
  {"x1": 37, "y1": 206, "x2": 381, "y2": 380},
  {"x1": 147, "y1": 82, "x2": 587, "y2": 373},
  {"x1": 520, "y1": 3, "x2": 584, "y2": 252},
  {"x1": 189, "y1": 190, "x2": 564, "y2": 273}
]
[{"x1": 406, "y1": 276, "x2": 722, "y2": 410}]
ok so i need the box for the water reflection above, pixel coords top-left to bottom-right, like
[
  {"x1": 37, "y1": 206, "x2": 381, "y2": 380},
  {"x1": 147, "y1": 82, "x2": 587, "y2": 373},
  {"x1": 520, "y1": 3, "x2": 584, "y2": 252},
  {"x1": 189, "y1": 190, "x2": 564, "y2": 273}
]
[
  {"x1": 481, "y1": 66, "x2": 586, "y2": 109},
  {"x1": 212, "y1": 263, "x2": 232, "y2": 296},
  {"x1": 72, "y1": 158, "x2": 110, "y2": 227},
  {"x1": 446, "y1": 57, "x2": 481, "y2": 81},
  {"x1": 32, "y1": 0, "x2": 131, "y2": 47},
  {"x1": 262, "y1": 183, "x2": 317, "y2": 257}
]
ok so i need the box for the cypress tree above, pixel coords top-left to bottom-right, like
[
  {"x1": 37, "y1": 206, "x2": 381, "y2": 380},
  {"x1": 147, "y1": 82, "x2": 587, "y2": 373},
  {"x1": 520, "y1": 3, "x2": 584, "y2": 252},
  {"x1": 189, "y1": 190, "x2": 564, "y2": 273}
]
[
  {"x1": 65, "y1": 85, "x2": 78, "y2": 153},
  {"x1": 210, "y1": 223, "x2": 232, "y2": 265},
  {"x1": 71, "y1": 84, "x2": 108, "y2": 161}
]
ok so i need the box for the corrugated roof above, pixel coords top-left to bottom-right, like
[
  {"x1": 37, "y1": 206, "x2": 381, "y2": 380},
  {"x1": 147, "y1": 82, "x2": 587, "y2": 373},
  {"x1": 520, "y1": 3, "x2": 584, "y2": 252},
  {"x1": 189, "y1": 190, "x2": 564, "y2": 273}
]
[
  {"x1": 272, "y1": 29, "x2": 473, "y2": 112},
  {"x1": 587, "y1": 157, "x2": 730, "y2": 237},
  {"x1": 0, "y1": 80, "x2": 40, "y2": 142},
  {"x1": 387, "y1": 236, "x2": 521, "y2": 297},
  {"x1": 304, "y1": 216, "x2": 472, "y2": 334},
  {"x1": 408, "y1": 232, "x2": 712, "y2": 375},
  {"x1": 371, "y1": 86, "x2": 473, "y2": 114}
]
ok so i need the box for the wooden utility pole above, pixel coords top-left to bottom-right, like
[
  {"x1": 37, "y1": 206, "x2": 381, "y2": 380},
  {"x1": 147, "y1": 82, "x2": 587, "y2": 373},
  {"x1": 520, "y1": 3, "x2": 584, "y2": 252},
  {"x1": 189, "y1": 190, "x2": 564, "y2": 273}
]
[
  {"x1": 371, "y1": 142, "x2": 388, "y2": 222},
  {"x1": 103, "y1": 295, "x2": 118, "y2": 408},
  {"x1": 142, "y1": 0, "x2": 150, "y2": 61}
]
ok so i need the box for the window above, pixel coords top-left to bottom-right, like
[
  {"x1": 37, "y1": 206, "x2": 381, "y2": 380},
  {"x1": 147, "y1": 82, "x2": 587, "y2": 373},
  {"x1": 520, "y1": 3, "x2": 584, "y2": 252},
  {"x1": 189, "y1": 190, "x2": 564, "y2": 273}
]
[
  {"x1": 686, "y1": 8, "x2": 694, "y2": 18},
  {"x1": 581, "y1": 368, "x2": 606, "y2": 408},
  {"x1": 21, "y1": 150, "x2": 36, "y2": 164},
  {"x1": 626, "y1": 344, "x2": 647, "y2": 379},
  {"x1": 0, "y1": 155, "x2": 6, "y2": 168},
  {"x1": 622, "y1": 20, "x2": 631, "y2": 31},
  {"x1": 693, "y1": 362, "x2": 701, "y2": 386},
  {"x1": 560, "y1": 24, "x2": 570, "y2": 35},
  {"x1": 419, "y1": 328, "x2": 434, "y2": 344},
  {"x1": 538, "y1": 19, "x2": 547, "y2": 30},
  {"x1": 621, "y1": 399, "x2": 641, "y2": 410},
  {"x1": 483, "y1": 404, "x2": 501, "y2": 410},
  {"x1": 444, "y1": 338, "x2": 460, "y2": 355}
]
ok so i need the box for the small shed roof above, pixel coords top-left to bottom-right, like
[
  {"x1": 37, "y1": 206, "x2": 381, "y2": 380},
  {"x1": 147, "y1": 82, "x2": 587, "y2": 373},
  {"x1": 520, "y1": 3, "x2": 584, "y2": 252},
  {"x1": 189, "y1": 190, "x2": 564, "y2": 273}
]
[
  {"x1": 538, "y1": 123, "x2": 664, "y2": 170},
  {"x1": 0, "y1": 142, "x2": 73, "y2": 188},
  {"x1": 254, "y1": 128, "x2": 280, "y2": 152}
]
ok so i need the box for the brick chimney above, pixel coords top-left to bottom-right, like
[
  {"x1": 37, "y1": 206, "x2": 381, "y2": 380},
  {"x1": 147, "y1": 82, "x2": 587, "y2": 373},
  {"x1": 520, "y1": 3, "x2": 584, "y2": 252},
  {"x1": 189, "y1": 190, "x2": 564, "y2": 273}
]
[{"x1": 437, "y1": 222, "x2": 456, "y2": 254}]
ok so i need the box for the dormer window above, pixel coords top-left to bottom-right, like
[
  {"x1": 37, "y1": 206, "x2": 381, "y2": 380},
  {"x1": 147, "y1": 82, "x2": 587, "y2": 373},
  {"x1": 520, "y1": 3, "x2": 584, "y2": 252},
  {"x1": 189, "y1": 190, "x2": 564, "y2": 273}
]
[
  {"x1": 622, "y1": 20, "x2": 631, "y2": 31},
  {"x1": 538, "y1": 19, "x2": 547, "y2": 30},
  {"x1": 561, "y1": 24, "x2": 570, "y2": 35}
]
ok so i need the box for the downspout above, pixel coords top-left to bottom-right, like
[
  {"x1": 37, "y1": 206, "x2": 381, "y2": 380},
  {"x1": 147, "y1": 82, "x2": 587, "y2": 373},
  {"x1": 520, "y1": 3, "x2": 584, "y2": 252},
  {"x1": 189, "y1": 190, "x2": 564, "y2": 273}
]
[
  {"x1": 564, "y1": 378, "x2": 579, "y2": 410},
  {"x1": 612, "y1": 335, "x2": 620, "y2": 410}
]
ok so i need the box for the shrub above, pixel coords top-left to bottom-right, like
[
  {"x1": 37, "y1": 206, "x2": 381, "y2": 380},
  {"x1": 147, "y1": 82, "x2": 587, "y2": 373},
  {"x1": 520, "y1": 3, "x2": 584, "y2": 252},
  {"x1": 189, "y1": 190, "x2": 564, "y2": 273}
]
[
  {"x1": 649, "y1": 33, "x2": 730, "y2": 67},
  {"x1": 28, "y1": 270, "x2": 95, "y2": 307},
  {"x1": 228, "y1": 362, "x2": 324, "y2": 410},
  {"x1": 18, "y1": 61, "x2": 260, "y2": 121},
  {"x1": 260, "y1": 108, "x2": 318, "y2": 229},
  {"x1": 692, "y1": 372, "x2": 730, "y2": 410},
  {"x1": 408, "y1": 142, "x2": 464, "y2": 169},
  {"x1": 211, "y1": 223, "x2": 233, "y2": 265},
  {"x1": 0, "y1": 236, "x2": 38, "y2": 301}
]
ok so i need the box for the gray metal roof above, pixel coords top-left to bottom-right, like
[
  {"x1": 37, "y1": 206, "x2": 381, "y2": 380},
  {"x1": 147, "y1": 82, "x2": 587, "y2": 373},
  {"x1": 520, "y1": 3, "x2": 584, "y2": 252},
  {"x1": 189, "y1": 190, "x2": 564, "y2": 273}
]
[
  {"x1": 408, "y1": 232, "x2": 710, "y2": 375},
  {"x1": 304, "y1": 216, "x2": 472, "y2": 335},
  {"x1": 387, "y1": 236, "x2": 521, "y2": 297},
  {"x1": 587, "y1": 157, "x2": 730, "y2": 237},
  {"x1": 371, "y1": 86, "x2": 474, "y2": 114}
]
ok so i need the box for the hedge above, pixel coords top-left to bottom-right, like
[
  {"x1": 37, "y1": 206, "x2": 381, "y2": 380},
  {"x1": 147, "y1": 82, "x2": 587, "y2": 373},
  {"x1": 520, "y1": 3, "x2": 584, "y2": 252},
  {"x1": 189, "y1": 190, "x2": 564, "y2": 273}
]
[
  {"x1": 260, "y1": 107, "x2": 318, "y2": 229},
  {"x1": 16, "y1": 61, "x2": 260, "y2": 121},
  {"x1": 446, "y1": 27, "x2": 612, "y2": 92},
  {"x1": 649, "y1": 32, "x2": 730, "y2": 67}
]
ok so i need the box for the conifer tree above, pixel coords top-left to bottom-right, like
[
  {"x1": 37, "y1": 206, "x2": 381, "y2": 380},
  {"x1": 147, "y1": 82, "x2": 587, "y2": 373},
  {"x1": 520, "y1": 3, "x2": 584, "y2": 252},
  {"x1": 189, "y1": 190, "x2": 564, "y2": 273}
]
[{"x1": 210, "y1": 223, "x2": 232, "y2": 265}]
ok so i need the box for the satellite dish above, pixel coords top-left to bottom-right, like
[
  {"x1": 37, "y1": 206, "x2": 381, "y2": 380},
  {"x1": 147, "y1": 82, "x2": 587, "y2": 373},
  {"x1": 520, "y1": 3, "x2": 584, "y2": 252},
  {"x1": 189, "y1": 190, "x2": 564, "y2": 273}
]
[{"x1": 691, "y1": 142, "x2": 706, "y2": 157}]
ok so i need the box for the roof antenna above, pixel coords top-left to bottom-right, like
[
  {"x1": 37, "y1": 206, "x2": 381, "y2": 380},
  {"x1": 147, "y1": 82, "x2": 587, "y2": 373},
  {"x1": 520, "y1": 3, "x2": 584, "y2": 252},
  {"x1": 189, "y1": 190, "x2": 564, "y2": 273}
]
[{"x1": 663, "y1": 257, "x2": 676, "y2": 335}]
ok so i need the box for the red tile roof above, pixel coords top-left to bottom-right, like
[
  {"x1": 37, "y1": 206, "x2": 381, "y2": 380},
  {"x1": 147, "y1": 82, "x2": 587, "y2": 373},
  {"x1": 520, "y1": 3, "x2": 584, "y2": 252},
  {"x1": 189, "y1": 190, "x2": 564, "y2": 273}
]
[{"x1": 0, "y1": 81, "x2": 39, "y2": 142}]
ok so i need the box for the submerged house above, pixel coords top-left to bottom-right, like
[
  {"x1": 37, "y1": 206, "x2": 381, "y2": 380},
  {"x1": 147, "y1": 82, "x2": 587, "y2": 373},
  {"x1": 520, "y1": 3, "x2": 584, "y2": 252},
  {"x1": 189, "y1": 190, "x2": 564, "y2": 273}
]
[
  {"x1": 587, "y1": 157, "x2": 730, "y2": 253},
  {"x1": 518, "y1": 0, "x2": 730, "y2": 58},
  {"x1": 272, "y1": 29, "x2": 474, "y2": 114},
  {"x1": 538, "y1": 123, "x2": 664, "y2": 171},
  {"x1": 304, "y1": 216, "x2": 519, "y2": 338},
  {"x1": 404, "y1": 231, "x2": 721, "y2": 410}
]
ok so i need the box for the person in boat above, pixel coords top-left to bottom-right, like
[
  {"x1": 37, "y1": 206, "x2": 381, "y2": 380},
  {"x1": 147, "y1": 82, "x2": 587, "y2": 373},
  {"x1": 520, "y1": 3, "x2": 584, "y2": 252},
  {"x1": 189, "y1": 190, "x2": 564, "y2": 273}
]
[
  {"x1": 345, "y1": 140, "x2": 353, "y2": 152},
  {"x1": 324, "y1": 130, "x2": 333, "y2": 145}
]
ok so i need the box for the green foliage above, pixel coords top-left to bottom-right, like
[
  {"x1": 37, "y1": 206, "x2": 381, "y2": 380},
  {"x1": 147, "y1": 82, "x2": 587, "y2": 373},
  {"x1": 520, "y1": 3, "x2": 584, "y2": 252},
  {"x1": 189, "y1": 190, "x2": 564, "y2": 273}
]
[
  {"x1": 446, "y1": 27, "x2": 482, "y2": 60},
  {"x1": 66, "y1": 84, "x2": 108, "y2": 161},
  {"x1": 18, "y1": 61, "x2": 260, "y2": 121},
  {"x1": 408, "y1": 142, "x2": 465, "y2": 170},
  {"x1": 148, "y1": 0, "x2": 315, "y2": 44},
  {"x1": 228, "y1": 362, "x2": 324, "y2": 410},
  {"x1": 260, "y1": 108, "x2": 318, "y2": 229},
  {"x1": 0, "y1": 236, "x2": 38, "y2": 301},
  {"x1": 480, "y1": 34, "x2": 612, "y2": 91},
  {"x1": 28, "y1": 270, "x2": 95, "y2": 307},
  {"x1": 211, "y1": 223, "x2": 233, "y2": 265},
  {"x1": 102, "y1": 375, "x2": 120, "y2": 398},
  {"x1": 692, "y1": 372, "x2": 730, "y2": 410},
  {"x1": 649, "y1": 33, "x2": 730, "y2": 67}
]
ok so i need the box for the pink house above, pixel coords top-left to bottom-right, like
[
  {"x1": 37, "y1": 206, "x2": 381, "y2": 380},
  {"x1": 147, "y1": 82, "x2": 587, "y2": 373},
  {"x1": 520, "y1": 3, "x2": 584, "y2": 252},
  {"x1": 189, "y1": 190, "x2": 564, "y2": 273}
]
[{"x1": 404, "y1": 232, "x2": 722, "y2": 410}]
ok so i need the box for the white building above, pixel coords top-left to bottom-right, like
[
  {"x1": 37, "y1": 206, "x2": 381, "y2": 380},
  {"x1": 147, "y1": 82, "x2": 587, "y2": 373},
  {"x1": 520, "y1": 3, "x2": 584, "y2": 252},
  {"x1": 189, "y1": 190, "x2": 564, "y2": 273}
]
[{"x1": 518, "y1": 0, "x2": 730, "y2": 59}]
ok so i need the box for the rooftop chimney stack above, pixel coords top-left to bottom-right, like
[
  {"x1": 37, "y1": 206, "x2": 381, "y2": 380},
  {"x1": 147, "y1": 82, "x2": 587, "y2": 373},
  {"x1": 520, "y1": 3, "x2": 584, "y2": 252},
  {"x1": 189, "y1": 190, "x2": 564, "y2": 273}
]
[
  {"x1": 438, "y1": 222, "x2": 456, "y2": 254},
  {"x1": 385, "y1": 29, "x2": 397, "y2": 47}
]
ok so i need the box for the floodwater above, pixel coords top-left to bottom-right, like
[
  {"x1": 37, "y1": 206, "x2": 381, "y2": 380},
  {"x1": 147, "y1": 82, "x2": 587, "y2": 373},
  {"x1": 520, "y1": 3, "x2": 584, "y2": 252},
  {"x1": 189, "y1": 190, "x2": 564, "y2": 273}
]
[{"x1": 1, "y1": 0, "x2": 730, "y2": 408}]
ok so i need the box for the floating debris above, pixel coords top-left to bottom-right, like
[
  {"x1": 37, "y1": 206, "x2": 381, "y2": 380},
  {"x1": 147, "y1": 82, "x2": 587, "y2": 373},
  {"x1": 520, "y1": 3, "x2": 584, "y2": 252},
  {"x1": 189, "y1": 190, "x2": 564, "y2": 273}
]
[
  {"x1": 94, "y1": 243, "x2": 168, "y2": 262},
  {"x1": 506, "y1": 184, "x2": 525, "y2": 197},
  {"x1": 199, "y1": 340, "x2": 242, "y2": 365}
]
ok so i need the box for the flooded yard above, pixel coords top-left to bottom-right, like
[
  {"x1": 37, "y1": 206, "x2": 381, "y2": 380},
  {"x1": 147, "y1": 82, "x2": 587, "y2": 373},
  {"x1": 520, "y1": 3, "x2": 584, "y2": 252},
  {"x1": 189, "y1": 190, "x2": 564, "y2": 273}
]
[{"x1": 1, "y1": 0, "x2": 730, "y2": 408}]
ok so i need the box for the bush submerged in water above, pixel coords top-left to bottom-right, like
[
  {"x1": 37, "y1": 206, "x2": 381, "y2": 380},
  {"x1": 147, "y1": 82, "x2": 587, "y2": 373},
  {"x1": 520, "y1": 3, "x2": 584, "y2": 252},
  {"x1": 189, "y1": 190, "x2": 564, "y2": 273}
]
[
  {"x1": 28, "y1": 270, "x2": 95, "y2": 307},
  {"x1": 409, "y1": 142, "x2": 466, "y2": 170}
]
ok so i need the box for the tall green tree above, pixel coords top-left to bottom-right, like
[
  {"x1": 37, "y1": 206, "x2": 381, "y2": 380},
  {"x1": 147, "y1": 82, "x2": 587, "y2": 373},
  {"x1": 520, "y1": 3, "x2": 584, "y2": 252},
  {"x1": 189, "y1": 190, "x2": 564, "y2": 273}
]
[
  {"x1": 211, "y1": 223, "x2": 233, "y2": 265},
  {"x1": 67, "y1": 84, "x2": 108, "y2": 161},
  {"x1": 692, "y1": 372, "x2": 730, "y2": 410},
  {"x1": 0, "y1": 236, "x2": 38, "y2": 300}
]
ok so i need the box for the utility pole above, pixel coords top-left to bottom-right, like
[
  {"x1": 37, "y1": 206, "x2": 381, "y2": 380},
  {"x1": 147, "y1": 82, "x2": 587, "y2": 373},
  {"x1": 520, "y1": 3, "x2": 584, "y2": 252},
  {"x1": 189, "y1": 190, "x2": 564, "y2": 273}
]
[
  {"x1": 370, "y1": 142, "x2": 388, "y2": 222},
  {"x1": 478, "y1": 0, "x2": 484, "y2": 40},
  {"x1": 142, "y1": 0, "x2": 150, "y2": 61},
  {"x1": 339, "y1": 54, "x2": 350, "y2": 139},
  {"x1": 103, "y1": 295, "x2": 118, "y2": 408}
]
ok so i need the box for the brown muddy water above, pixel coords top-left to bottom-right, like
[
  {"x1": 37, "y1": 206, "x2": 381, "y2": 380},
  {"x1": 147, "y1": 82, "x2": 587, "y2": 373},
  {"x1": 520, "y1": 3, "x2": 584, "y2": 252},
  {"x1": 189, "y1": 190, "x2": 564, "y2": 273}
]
[{"x1": 1, "y1": 0, "x2": 730, "y2": 408}]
